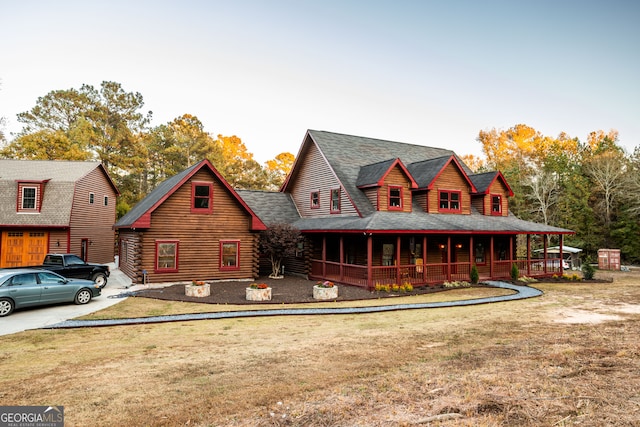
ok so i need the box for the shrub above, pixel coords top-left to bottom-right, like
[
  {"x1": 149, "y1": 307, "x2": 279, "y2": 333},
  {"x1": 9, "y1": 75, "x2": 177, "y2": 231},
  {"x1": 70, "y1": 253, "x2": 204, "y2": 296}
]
[
  {"x1": 443, "y1": 280, "x2": 471, "y2": 288},
  {"x1": 470, "y1": 265, "x2": 479, "y2": 284},
  {"x1": 582, "y1": 260, "x2": 596, "y2": 280},
  {"x1": 510, "y1": 263, "x2": 519, "y2": 281}
]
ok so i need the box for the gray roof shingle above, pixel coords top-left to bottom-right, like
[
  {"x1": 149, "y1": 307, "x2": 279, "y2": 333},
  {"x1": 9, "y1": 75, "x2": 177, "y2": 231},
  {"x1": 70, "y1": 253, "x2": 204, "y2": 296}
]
[{"x1": 0, "y1": 160, "x2": 105, "y2": 226}]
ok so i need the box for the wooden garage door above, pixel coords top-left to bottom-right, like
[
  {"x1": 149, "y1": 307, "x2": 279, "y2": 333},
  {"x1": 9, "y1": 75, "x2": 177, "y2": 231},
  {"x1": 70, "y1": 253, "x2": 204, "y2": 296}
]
[{"x1": 1, "y1": 231, "x2": 48, "y2": 268}]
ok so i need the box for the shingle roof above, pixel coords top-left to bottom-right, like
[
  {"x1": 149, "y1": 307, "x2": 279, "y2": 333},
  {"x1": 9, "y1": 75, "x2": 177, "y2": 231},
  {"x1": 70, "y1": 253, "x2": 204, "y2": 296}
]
[
  {"x1": 469, "y1": 171, "x2": 499, "y2": 193},
  {"x1": 236, "y1": 190, "x2": 300, "y2": 226},
  {"x1": 115, "y1": 160, "x2": 266, "y2": 231},
  {"x1": 305, "y1": 130, "x2": 457, "y2": 216},
  {"x1": 355, "y1": 159, "x2": 397, "y2": 187},
  {"x1": 280, "y1": 130, "x2": 572, "y2": 235},
  {"x1": 115, "y1": 162, "x2": 200, "y2": 228},
  {"x1": 406, "y1": 156, "x2": 452, "y2": 189},
  {"x1": 292, "y1": 209, "x2": 571, "y2": 234},
  {"x1": 0, "y1": 160, "x2": 106, "y2": 226}
]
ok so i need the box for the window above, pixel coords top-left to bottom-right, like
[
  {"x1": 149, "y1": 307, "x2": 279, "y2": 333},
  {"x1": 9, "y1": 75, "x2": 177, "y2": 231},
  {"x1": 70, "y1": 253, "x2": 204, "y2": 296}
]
[
  {"x1": 438, "y1": 190, "x2": 461, "y2": 213},
  {"x1": 310, "y1": 191, "x2": 320, "y2": 209},
  {"x1": 21, "y1": 187, "x2": 37, "y2": 210},
  {"x1": 192, "y1": 182, "x2": 213, "y2": 213},
  {"x1": 103, "y1": 195, "x2": 109, "y2": 206},
  {"x1": 89, "y1": 193, "x2": 95, "y2": 204},
  {"x1": 295, "y1": 241, "x2": 304, "y2": 258},
  {"x1": 491, "y1": 194, "x2": 502, "y2": 215},
  {"x1": 156, "y1": 241, "x2": 179, "y2": 272},
  {"x1": 388, "y1": 186, "x2": 403, "y2": 210},
  {"x1": 220, "y1": 241, "x2": 239, "y2": 270},
  {"x1": 330, "y1": 188, "x2": 341, "y2": 213}
]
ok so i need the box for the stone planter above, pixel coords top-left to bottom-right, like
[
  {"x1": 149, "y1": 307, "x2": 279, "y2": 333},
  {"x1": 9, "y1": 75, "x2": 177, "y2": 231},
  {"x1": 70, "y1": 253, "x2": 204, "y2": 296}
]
[
  {"x1": 185, "y1": 283, "x2": 210, "y2": 297},
  {"x1": 313, "y1": 285, "x2": 338, "y2": 300},
  {"x1": 246, "y1": 287, "x2": 272, "y2": 301}
]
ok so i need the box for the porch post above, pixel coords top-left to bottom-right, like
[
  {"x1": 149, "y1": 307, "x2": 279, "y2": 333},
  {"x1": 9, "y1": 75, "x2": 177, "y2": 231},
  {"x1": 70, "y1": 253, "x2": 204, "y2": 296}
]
[
  {"x1": 367, "y1": 234, "x2": 373, "y2": 288},
  {"x1": 559, "y1": 234, "x2": 564, "y2": 272},
  {"x1": 489, "y1": 235, "x2": 494, "y2": 278},
  {"x1": 543, "y1": 234, "x2": 548, "y2": 273},
  {"x1": 469, "y1": 235, "x2": 474, "y2": 275},
  {"x1": 526, "y1": 234, "x2": 531, "y2": 276},
  {"x1": 322, "y1": 234, "x2": 327, "y2": 277},
  {"x1": 447, "y1": 236, "x2": 452, "y2": 281},
  {"x1": 396, "y1": 235, "x2": 402, "y2": 284},
  {"x1": 422, "y1": 236, "x2": 427, "y2": 284},
  {"x1": 339, "y1": 235, "x2": 344, "y2": 281}
]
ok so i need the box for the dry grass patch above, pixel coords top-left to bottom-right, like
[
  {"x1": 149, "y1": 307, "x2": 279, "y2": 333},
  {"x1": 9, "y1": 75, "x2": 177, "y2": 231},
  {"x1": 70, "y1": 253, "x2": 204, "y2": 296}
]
[{"x1": 0, "y1": 270, "x2": 638, "y2": 426}]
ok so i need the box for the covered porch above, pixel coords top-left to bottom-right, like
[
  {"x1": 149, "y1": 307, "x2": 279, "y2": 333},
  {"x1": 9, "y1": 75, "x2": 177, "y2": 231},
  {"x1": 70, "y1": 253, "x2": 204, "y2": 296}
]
[{"x1": 308, "y1": 232, "x2": 567, "y2": 289}]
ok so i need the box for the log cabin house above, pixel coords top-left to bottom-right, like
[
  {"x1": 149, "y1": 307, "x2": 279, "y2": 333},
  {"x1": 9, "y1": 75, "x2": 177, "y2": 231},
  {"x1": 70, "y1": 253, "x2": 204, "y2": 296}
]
[
  {"x1": 114, "y1": 159, "x2": 266, "y2": 284},
  {"x1": 0, "y1": 160, "x2": 119, "y2": 267},
  {"x1": 240, "y1": 130, "x2": 573, "y2": 288}
]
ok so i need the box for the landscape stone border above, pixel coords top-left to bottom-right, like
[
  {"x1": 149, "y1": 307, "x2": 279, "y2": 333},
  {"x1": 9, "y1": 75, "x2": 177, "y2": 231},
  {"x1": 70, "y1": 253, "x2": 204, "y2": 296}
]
[{"x1": 43, "y1": 281, "x2": 542, "y2": 330}]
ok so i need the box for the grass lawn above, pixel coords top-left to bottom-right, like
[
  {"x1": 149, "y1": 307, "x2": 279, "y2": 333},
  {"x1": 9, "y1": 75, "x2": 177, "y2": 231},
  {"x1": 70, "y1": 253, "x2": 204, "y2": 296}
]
[{"x1": 1, "y1": 271, "x2": 638, "y2": 426}]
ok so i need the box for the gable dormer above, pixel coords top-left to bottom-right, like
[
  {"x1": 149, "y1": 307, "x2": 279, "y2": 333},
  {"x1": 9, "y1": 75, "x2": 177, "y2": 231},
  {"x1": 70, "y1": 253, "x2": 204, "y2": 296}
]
[
  {"x1": 16, "y1": 180, "x2": 49, "y2": 213},
  {"x1": 407, "y1": 156, "x2": 476, "y2": 214},
  {"x1": 356, "y1": 158, "x2": 417, "y2": 212},
  {"x1": 469, "y1": 171, "x2": 514, "y2": 216}
]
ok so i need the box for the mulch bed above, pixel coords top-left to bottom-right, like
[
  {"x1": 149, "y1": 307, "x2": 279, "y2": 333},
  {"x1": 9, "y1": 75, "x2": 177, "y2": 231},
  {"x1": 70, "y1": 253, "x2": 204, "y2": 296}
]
[{"x1": 133, "y1": 276, "x2": 450, "y2": 305}]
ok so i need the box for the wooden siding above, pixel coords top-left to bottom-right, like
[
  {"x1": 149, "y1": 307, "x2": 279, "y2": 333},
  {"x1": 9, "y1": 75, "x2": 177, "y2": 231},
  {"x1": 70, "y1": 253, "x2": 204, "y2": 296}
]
[
  {"x1": 487, "y1": 180, "x2": 509, "y2": 216},
  {"x1": 134, "y1": 169, "x2": 259, "y2": 284},
  {"x1": 290, "y1": 142, "x2": 357, "y2": 217},
  {"x1": 68, "y1": 167, "x2": 117, "y2": 264},
  {"x1": 117, "y1": 231, "x2": 142, "y2": 282},
  {"x1": 426, "y1": 163, "x2": 472, "y2": 214},
  {"x1": 380, "y1": 167, "x2": 412, "y2": 212}
]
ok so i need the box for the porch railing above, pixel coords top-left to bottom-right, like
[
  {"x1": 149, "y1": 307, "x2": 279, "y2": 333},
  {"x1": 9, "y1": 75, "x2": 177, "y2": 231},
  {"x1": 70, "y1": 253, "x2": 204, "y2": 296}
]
[{"x1": 310, "y1": 258, "x2": 564, "y2": 289}]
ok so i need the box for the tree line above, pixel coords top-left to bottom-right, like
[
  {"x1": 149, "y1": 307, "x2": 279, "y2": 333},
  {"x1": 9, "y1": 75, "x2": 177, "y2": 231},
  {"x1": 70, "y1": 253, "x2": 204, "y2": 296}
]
[
  {"x1": 1, "y1": 83, "x2": 638, "y2": 263},
  {"x1": 464, "y1": 124, "x2": 640, "y2": 263},
  {"x1": 0, "y1": 81, "x2": 294, "y2": 216}
]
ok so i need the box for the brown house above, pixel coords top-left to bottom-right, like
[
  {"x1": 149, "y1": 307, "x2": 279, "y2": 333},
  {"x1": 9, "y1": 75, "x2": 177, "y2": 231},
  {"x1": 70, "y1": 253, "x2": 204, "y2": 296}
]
[
  {"x1": 0, "y1": 160, "x2": 119, "y2": 267},
  {"x1": 240, "y1": 130, "x2": 573, "y2": 288},
  {"x1": 114, "y1": 159, "x2": 266, "y2": 284}
]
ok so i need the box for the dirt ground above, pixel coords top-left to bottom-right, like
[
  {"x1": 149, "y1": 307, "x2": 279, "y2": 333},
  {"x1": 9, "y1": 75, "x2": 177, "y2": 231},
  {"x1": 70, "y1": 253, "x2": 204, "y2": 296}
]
[{"x1": 133, "y1": 276, "x2": 455, "y2": 305}]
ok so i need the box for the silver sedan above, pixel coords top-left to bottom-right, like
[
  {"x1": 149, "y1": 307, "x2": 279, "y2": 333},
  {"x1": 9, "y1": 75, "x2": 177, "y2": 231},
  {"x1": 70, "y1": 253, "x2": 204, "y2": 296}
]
[{"x1": 0, "y1": 269, "x2": 102, "y2": 317}]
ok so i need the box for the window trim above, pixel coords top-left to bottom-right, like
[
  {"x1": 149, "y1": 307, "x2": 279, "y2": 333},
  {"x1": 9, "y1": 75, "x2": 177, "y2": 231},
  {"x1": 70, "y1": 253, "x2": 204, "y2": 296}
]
[
  {"x1": 89, "y1": 193, "x2": 95, "y2": 205},
  {"x1": 19, "y1": 185, "x2": 39, "y2": 212},
  {"x1": 490, "y1": 194, "x2": 502, "y2": 215},
  {"x1": 155, "y1": 240, "x2": 179, "y2": 273},
  {"x1": 438, "y1": 190, "x2": 462, "y2": 213},
  {"x1": 388, "y1": 185, "x2": 403, "y2": 210},
  {"x1": 330, "y1": 188, "x2": 341, "y2": 213},
  {"x1": 191, "y1": 182, "x2": 213, "y2": 214},
  {"x1": 310, "y1": 190, "x2": 320, "y2": 209},
  {"x1": 103, "y1": 195, "x2": 109, "y2": 206},
  {"x1": 220, "y1": 240, "x2": 240, "y2": 271}
]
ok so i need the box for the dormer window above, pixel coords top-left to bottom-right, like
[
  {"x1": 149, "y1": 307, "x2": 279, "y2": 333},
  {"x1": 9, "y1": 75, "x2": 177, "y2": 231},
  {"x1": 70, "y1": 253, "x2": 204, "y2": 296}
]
[
  {"x1": 438, "y1": 190, "x2": 461, "y2": 213},
  {"x1": 388, "y1": 186, "x2": 403, "y2": 210},
  {"x1": 491, "y1": 194, "x2": 502, "y2": 215},
  {"x1": 17, "y1": 181, "x2": 45, "y2": 213}
]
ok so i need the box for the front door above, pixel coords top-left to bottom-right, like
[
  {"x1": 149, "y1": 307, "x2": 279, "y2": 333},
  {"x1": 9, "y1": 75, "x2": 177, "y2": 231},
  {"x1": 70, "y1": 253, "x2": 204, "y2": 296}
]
[{"x1": 80, "y1": 239, "x2": 89, "y2": 262}]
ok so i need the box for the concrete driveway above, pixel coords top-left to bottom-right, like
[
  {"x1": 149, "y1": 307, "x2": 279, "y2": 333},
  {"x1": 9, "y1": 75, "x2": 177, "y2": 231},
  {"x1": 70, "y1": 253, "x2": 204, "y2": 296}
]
[{"x1": 0, "y1": 265, "x2": 135, "y2": 336}]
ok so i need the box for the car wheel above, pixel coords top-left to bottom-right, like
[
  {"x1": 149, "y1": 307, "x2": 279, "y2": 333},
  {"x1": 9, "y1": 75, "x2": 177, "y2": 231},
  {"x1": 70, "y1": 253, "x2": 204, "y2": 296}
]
[
  {"x1": 0, "y1": 298, "x2": 15, "y2": 317},
  {"x1": 92, "y1": 273, "x2": 107, "y2": 288},
  {"x1": 74, "y1": 289, "x2": 93, "y2": 305}
]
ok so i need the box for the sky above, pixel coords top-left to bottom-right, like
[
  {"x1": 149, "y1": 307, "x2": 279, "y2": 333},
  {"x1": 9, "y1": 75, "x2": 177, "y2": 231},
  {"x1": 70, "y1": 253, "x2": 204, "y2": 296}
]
[{"x1": 1, "y1": 0, "x2": 639, "y2": 163}]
